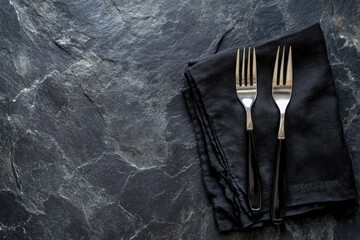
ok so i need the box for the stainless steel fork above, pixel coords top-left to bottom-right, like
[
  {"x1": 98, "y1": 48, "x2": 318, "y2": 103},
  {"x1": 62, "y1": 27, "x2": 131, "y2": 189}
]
[
  {"x1": 271, "y1": 46, "x2": 293, "y2": 224},
  {"x1": 236, "y1": 47, "x2": 262, "y2": 213}
]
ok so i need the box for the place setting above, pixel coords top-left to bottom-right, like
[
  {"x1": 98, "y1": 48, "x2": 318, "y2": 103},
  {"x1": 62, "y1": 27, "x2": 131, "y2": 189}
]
[{"x1": 183, "y1": 23, "x2": 357, "y2": 232}]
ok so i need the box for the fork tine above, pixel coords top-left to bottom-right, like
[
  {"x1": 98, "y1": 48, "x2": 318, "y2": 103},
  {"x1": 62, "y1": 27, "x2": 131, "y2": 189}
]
[
  {"x1": 279, "y1": 46, "x2": 285, "y2": 85},
  {"x1": 272, "y1": 46, "x2": 280, "y2": 86},
  {"x1": 286, "y1": 46, "x2": 293, "y2": 86},
  {"x1": 242, "y1": 48, "x2": 245, "y2": 86},
  {"x1": 247, "y1": 47, "x2": 251, "y2": 86},
  {"x1": 236, "y1": 48, "x2": 240, "y2": 87},
  {"x1": 252, "y1": 48, "x2": 257, "y2": 86}
]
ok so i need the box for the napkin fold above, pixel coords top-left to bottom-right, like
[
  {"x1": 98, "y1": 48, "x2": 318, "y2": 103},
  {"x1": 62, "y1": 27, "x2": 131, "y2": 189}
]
[{"x1": 183, "y1": 23, "x2": 357, "y2": 232}]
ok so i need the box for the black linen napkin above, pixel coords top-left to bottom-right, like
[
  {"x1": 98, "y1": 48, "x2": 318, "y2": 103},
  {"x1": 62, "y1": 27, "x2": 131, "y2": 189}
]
[{"x1": 183, "y1": 23, "x2": 357, "y2": 232}]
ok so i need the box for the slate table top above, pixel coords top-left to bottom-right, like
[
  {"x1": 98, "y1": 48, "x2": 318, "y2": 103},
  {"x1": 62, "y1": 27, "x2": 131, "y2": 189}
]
[{"x1": 0, "y1": 0, "x2": 359, "y2": 239}]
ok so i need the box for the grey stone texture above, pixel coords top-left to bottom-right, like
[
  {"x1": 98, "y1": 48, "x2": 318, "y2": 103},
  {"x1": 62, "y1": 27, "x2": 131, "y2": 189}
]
[{"x1": 0, "y1": 0, "x2": 359, "y2": 239}]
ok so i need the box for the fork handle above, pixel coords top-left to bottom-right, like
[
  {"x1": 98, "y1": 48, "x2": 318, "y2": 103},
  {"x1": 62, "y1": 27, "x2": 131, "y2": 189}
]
[
  {"x1": 271, "y1": 139, "x2": 286, "y2": 225},
  {"x1": 247, "y1": 130, "x2": 262, "y2": 213}
]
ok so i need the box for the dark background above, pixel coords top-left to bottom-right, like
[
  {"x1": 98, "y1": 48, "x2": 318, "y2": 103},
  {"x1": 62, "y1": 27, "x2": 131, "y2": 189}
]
[{"x1": 0, "y1": 0, "x2": 359, "y2": 239}]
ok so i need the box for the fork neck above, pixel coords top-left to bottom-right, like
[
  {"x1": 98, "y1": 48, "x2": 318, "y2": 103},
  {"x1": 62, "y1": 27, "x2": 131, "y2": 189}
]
[
  {"x1": 245, "y1": 108, "x2": 254, "y2": 130},
  {"x1": 278, "y1": 112, "x2": 285, "y2": 139}
]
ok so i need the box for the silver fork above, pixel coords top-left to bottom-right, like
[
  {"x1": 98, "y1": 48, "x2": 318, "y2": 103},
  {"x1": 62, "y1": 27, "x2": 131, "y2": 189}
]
[
  {"x1": 271, "y1": 46, "x2": 293, "y2": 224},
  {"x1": 236, "y1": 47, "x2": 262, "y2": 213}
]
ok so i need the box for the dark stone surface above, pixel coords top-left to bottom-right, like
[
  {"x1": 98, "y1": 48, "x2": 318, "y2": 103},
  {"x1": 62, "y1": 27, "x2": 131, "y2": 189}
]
[{"x1": 0, "y1": 0, "x2": 359, "y2": 239}]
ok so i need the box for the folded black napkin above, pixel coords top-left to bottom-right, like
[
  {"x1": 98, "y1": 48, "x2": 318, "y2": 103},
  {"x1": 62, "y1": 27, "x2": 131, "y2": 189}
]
[{"x1": 183, "y1": 23, "x2": 357, "y2": 232}]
